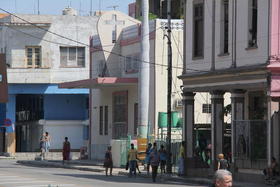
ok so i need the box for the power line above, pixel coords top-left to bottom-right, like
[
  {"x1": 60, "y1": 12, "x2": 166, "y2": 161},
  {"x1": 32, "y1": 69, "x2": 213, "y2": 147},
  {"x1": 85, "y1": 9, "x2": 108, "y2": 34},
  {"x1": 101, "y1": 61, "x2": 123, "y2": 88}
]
[
  {"x1": 1, "y1": 7, "x2": 272, "y2": 73},
  {"x1": 0, "y1": 8, "x2": 185, "y2": 70}
]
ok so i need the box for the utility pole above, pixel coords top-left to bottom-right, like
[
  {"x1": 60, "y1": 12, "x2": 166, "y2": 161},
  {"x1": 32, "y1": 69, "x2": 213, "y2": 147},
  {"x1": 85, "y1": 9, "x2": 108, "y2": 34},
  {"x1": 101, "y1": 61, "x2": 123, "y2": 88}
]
[
  {"x1": 37, "y1": 0, "x2": 40, "y2": 15},
  {"x1": 166, "y1": 0, "x2": 172, "y2": 174},
  {"x1": 90, "y1": 0, "x2": 93, "y2": 16},
  {"x1": 139, "y1": 0, "x2": 150, "y2": 139}
]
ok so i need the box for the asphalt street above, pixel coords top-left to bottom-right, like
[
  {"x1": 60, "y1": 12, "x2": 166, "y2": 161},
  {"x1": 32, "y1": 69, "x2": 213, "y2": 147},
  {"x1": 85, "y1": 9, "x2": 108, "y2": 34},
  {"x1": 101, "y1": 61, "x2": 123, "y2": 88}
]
[{"x1": 0, "y1": 160, "x2": 207, "y2": 187}]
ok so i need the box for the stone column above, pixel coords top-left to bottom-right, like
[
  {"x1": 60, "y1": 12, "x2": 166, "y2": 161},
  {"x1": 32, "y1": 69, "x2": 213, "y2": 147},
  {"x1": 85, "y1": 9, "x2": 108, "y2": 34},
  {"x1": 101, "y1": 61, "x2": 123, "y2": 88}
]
[
  {"x1": 231, "y1": 89, "x2": 245, "y2": 171},
  {"x1": 272, "y1": 102, "x2": 280, "y2": 162},
  {"x1": 211, "y1": 90, "x2": 225, "y2": 168},
  {"x1": 182, "y1": 92, "x2": 196, "y2": 172}
]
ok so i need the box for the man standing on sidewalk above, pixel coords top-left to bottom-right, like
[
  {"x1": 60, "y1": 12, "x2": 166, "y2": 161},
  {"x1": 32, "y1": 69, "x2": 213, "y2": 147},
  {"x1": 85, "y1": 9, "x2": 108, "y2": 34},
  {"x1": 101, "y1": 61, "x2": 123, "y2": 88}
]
[
  {"x1": 150, "y1": 143, "x2": 160, "y2": 182},
  {"x1": 211, "y1": 170, "x2": 232, "y2": 187},
  {"x1": 128, "y1": 143, "x2": 138, "y2": 177}
]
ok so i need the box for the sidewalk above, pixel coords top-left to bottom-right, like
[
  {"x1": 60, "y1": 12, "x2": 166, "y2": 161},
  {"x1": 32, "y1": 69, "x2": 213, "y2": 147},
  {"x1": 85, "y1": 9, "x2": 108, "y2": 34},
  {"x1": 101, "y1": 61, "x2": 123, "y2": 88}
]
[{"x1": 17, "y1": 159, "x2": 271, "y2": 187}]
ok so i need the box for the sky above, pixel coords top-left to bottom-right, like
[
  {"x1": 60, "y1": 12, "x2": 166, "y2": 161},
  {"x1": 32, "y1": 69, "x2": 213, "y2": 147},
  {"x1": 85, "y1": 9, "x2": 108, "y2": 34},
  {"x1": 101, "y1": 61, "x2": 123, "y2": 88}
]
[{"x1": 0, "y1": 0, "x2": 135, "y2": 15}]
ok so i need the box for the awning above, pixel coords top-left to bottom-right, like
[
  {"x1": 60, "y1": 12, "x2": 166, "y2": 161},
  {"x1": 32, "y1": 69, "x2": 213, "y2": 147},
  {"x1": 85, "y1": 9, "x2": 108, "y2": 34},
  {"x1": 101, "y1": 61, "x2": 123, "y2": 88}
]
[{"x1": 59, "y1": 77, "x2": 138, "y2": 89}]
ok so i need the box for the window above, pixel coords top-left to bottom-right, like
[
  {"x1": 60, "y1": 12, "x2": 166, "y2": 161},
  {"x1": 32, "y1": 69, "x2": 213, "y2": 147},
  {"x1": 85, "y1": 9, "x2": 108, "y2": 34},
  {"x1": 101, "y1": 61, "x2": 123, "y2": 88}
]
[
  {"x1": 99, "y1": 105, "x2": 108, "y2": 135},
  {"x1": 202, "y1": 104, "x2": 211, "y2": 113},
  {"x1": 125, "y1": 54, "x2": 139, "y2": 73},
  {"x1": 60, "y1": 47, "x2": 85, "y2": 67},
  {"x1": 26, "y1": 46, "x2": 41, "y2": 68},
  {"x1": 193, "y1": 1, "x2": 204, "y2": 58},
  {"x1": 104, "y1": 106, "x2": 108, "y2": 135},
  {"x1": 248, "y1": 0, "x2": 258, "y2": 47},
  {"x1": 221, "y1": 0, "x2": 229, "y2": 54},
  {"x1": 99, "y1": 106, "x2": 103, "y2": 135}
]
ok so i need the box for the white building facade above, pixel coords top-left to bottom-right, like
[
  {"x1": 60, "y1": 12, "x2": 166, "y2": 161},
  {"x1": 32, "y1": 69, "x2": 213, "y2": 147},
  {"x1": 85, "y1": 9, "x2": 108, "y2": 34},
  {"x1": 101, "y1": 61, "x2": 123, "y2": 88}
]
[{"x1": 180, "y1": 0, "x2": 280, "y2": 178}]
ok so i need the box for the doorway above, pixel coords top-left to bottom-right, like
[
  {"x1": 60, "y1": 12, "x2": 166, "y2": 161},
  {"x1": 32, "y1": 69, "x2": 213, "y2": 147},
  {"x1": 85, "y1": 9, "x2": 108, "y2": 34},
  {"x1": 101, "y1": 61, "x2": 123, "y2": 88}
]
[{"x1": 112, "y1": 91, "x2": 128, "y2": 139}]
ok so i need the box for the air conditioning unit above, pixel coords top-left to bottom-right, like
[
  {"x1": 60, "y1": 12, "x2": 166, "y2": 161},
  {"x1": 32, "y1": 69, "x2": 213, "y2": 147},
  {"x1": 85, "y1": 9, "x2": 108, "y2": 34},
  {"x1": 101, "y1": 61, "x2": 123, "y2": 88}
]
[{"x1": 175, "y1": 99, "x2": 183, "y2": 108}]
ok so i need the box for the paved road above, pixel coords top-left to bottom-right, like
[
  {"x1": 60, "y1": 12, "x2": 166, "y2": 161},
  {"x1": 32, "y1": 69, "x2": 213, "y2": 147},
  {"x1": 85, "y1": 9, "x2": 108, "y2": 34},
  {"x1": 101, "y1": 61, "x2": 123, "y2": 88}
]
[{"x1": 0, "y1": 160, "x2": 206, "y2": 187}]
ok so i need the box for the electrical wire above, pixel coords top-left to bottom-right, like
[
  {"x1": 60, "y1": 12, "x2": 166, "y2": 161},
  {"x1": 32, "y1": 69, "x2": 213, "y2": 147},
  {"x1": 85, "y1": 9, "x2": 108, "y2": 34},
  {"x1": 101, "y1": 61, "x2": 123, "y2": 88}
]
[{"x1": 0, "y1": 8, "x2": 185, "y2": 70}]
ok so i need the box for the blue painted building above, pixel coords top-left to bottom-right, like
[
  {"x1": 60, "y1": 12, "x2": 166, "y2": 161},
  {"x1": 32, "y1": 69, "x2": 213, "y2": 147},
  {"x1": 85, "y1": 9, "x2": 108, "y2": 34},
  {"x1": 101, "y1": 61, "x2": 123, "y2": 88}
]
[{"x1": 8, "y1": 84, "x2": 89, "y2": 151}]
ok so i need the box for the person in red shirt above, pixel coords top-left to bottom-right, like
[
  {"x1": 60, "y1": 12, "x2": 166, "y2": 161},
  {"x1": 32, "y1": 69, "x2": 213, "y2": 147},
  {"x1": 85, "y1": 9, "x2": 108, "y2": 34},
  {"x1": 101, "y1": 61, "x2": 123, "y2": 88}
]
[{"x1": 62, "y1": 137, "x2": 71, "y2": 165}]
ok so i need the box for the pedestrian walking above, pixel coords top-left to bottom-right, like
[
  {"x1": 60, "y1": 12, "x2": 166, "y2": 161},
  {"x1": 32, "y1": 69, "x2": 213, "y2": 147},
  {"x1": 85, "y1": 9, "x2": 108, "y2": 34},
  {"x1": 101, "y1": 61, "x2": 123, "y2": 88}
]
[
  {"x1": 39, "y1": 137, "x2": 45, "y2": 160},
  {"x1": 44, "y1": 132, "x2": 51, "y2": 152},
  {"x1": 127, "y1": 143, "x2": 138, "y2": 177},
  {"x1": 150, "y1": 143, "x2": 160, "y2": 182},
  {"x1": 178, "y1": 141, "x2": 185, "y2": 175},
  {"x1": 145, "y1": 143, "x2": 152, "y2": 175},
  {"x1": 62, "y1": 137, "x2": 71, "y2": 165},
  {"x1": 159, "y1": 144, "x2": 167, "y2": 174},
  {"x1": 210, "y1": 169, "x2": 232, "y2": 187},
  {"x1": 217, "y1": 154, "x2": 229, "y2": 170},
  {"x1": 136, "y1": 161, "x2": 141, "y2": 174},
  {"x1": 103, "y1": 146, "x2": 113, "y2": 176}
]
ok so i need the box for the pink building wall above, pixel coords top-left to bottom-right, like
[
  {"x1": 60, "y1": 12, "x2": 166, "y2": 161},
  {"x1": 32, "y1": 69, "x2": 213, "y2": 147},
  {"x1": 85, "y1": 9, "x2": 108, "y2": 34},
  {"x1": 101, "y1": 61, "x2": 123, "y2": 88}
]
[
  {"x1": 268, "y1": 0, "x2": 280, "y2": 98},
  {"x1": 270, "y1": 0, "x2": 280, "y2": 57}
]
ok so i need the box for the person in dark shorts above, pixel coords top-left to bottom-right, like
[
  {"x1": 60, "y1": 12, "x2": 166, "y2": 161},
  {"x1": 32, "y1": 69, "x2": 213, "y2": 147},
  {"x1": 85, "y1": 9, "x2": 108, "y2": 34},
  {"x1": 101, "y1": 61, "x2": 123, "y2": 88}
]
[
  {"x1": 263, "y1": 157, "x2": 279, "y2": 179},
  {"x1": 159, "y1": 145, "x2": 167, "y2": 174},
  {"x1": 217, "y1": 154, "x2": 229, "y2": 170},
  {"x1": 145, "y1": 143, "x2": 152, "y2": 175},
  {"x1": 150, "y1": 143, "x2": 160, "y2": 182},
  {"x1": 104, "y1": 146, "x2": 113, "y2": 176}
]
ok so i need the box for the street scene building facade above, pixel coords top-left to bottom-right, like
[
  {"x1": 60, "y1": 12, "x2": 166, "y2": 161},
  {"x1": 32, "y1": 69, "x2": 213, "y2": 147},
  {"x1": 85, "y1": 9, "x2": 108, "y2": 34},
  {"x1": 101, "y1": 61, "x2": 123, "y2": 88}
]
[
  {"x1": 60, "y1": 11, "x2": 185, "y2": 161},
  {"x1": 0, "y1": 8, "x2": 96, "y2": 153},
  {"x1": 180, "y1": 0, "x2": 280, "y2": 179},
  {"x1": 60, "y1": 10, "x2": 232, "y2": 165}
]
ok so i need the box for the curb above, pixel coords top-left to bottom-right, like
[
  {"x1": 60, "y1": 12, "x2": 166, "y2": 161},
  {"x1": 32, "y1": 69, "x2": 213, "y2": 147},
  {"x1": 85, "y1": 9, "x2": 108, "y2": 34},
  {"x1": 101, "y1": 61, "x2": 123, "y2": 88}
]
[
  {"x1": 0, "y1": 156, "x2": 16, "y2": 160},
  {"x1": 17, "y1": 160, "x2": 105, "y2": 173}
]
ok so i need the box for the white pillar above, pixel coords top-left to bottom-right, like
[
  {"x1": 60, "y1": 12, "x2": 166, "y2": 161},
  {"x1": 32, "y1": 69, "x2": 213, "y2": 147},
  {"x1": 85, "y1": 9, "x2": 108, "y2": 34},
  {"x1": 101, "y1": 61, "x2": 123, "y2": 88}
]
[{"x1": 138, "y1": 0, "x2": 150, "y2": 138}]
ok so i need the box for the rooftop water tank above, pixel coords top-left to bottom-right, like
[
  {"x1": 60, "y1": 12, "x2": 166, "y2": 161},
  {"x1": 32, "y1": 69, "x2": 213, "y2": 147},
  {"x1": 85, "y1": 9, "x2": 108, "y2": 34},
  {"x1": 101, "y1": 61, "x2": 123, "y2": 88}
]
[{"x1": 62, "y1": 7, "x2": 78, "y2": 16}]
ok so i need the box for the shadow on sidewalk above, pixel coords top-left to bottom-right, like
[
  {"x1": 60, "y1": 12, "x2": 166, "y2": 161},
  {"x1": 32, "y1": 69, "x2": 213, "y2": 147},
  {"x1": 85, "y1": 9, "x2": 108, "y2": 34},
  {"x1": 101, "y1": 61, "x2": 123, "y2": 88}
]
[{"x1": 53, "y1": 173, "x2": 204, "y2": 186}]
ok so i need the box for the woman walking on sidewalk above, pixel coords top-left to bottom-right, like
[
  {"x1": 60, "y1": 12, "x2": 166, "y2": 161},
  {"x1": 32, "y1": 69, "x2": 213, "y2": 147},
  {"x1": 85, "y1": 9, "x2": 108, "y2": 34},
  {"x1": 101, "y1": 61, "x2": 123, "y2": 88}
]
[
  {"x1": 62, "y1": 137, "x2": 71, "y2": 165},
  {"x1": 104, "y1": 146, "x2": 113, "y2": 176}
]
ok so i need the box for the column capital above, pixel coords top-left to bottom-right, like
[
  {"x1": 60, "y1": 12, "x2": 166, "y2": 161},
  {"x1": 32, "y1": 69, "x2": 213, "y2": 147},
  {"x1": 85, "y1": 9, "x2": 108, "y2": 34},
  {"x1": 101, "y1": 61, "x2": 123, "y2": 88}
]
[
  {"x1": 182, "y1": 92, "x2": 196, "y2": 100},
  {"x1": 210, "y1": 90, "x2": 225, "y2": 99},
  {"x1": 231, "y1": 89, "x2": 246, "y2": 98}
]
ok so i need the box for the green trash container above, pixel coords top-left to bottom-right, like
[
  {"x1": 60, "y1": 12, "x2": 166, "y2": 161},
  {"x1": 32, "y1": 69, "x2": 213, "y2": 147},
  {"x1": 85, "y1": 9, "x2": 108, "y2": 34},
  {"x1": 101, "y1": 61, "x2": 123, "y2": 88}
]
[
  {"x1": 158, "y1": 112, "x2": 167, "y2": 128},
  {"x1": 171, "y1": 111, "x2": 179, "y2": 128},
  {"x1": 158, "y1": 112, "x2": 180, "y2": 128}
]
